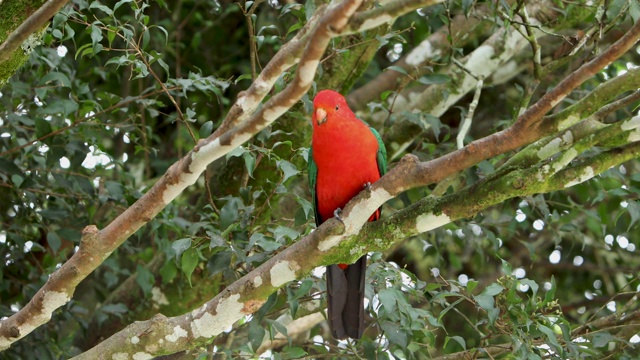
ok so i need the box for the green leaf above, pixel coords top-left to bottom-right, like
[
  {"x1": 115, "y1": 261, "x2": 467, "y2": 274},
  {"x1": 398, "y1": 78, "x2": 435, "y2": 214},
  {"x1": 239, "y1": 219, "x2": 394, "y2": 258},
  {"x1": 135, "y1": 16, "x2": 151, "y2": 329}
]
[
  {"x1": 75, "y1": 43, "x2": 92, "y2": 59},
  {"x1": 500, "y1": 257, "x2": 512, "y2": 275},
  {"x1": 473, "y1": 283, "x2": 503, "y2": 311},
  {"x1": 466, "y1": 280, "x2": 478, "y2": 293},
  {"x1": 255, "y1": 292, "x2": 277, "y2": 320},
  {"x1": 254, "y1": 235, "x2": 281, "y2": 252},
  {"x1": 35, "y1": 118, "x2": 53, "y2": 139},
  {"x1": 424, "y1": 113, "x2": 443, "y2": 139},
  {"x1": 632, "y1": 0, "x2": 640, "y2": 23},
  {"x1": 90, "y1": 1, "x2": 114, "y2": 15},
  {"x1": 74, "y1": 175, "x2": 95, "y2": 196},
  {"x1": 273, "y1": 226, "x2": 299, "y2": 242},
  {"x1": 234, "y1": 73, "x2": 253, "y2": 84},
  {"x1": 141, "y1": 28, "x2": 150, "y2": 49},
  {"x1": 538, "y1": 324, "x2": 562, "y2": 353},
  {"x1": 90, "y1": 24, "x2": 103, "y2": 48},
  {"x1": 181, "y1": 248, "x2": 199, "y2": 287},
  {"x1": 543, "y1": 276, "x2": 556, "y2": 306},
  {"x1": 38, "y1": 99, "x2": 78, "y2": 116},
  {"x1": 248, "y1": 320, "x2": 265, "y2": 352},
  {"x1": 0, "y1": 158, "x2": 23, "y2": 176},
  {"x1": 101, "y1": 303, "x2": 128, "y2": 316},
  {"x1": 592, "y1": 331, "x2": 617, "y2": 348},
  {"x1": 105, "y1": 181, "x2": 124, "y2": 200},
  {"x1": 243, "y1": 152, "x2": 256, "y2": 178},
  {"x1": 386, "y1": 65, "x2": 408, "y2": 75},
  {"x1": 154, "y1": 25, "x2": 169, "y2": 45},
  {"x1": 40, "y1": 72, "x2": 71, "y2": 88},
  {"x1": 462, "y1": 0, "x2": 473, "y2": 15},
  {"x1": 172, "y1": 238, "x2": 192, "y2": 261},
  {"x1": 160, "y1": 260, "x2": 178, "y2": 283},
  {"x1": 520, "y1": 278, "x2": 539, "y2": 298},
  {"x1": 627, "y1": 200, "x2": 640, "y2": 230},
  {"x1": 295, "y1": 196, "x2": 313, "y2": 219},
  {"x1": 266, "y1": 319, "x2": 288, "y2": 337},
  {"x1": 418, "y1": 74, "x2": 450, "y2": 85},
  {"x1": 11, "y1": 174, "x2": 23, "y2": 188},
  {"x1": 199, "y1": 121, "x2": 213, "y2": 138},
  {"x1": 378, "y1": 288, "x2": 400, "y2": 313},
  {"x1": 425, "y1": 283, "x2": 443, "y2": 292},
  {"x1": 277, "y1": 160, "x2": 299, "y2": 182},
  {"x1": 114, "y1": 0, "x2": 133, "y2": 12},
  {"x1": 286, "y1": 22, "x2": 302, "y2": 37},
  {"x1": 477, "y1": 160, "x2": 495, "y2": 175},
  {"x1": 206, "y1": 251, "x2": 232, "y2": 276},
  {"x1": 220, "y1": 198, "x2": 241, "y2": 230},
  {"x1": 282, "y1": 346, "x2": 307, "y2": 359},
  {"x1": 380, "y1": 321, "x2": 408, "y2": 347},
  {"x1": 292, "y1": 279, "x2": 313, "y2": 300},
  {"x1": 444, "y1": 335, "x2": 466, "y2": 350},
  {"x1": 47, "y1": 232, "x2": 62, "y2": 254},
  {"x1": 52, "y1": 12, "x2": 67, "y2": 29},
  {"x1": 39, "y1": 208, "x2": 68, "y2": 220},
  {"x1": 208, "y1": 232, "x2": 225, "y2": 248}
]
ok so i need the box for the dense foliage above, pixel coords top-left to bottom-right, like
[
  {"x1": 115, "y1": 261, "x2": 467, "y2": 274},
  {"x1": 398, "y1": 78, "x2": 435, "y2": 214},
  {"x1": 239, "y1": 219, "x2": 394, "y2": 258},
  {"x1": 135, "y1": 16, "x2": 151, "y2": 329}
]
[{"x1": 1, "y1": 0, "x2": 639, "y2": 358}]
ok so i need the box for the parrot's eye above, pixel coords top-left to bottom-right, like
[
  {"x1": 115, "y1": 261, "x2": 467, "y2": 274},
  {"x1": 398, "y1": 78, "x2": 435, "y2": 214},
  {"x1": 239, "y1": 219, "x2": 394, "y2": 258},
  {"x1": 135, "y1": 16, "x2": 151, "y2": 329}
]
[{"x1": 335, "y1": 105, "x2": 339, "y2": 111}]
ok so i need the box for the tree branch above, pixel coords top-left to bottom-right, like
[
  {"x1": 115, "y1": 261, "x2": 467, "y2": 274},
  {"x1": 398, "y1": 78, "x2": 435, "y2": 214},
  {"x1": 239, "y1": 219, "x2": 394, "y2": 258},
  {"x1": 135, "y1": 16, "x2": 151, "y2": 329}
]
[{"x1": 0, "y1": 0, "x2": 70, "y2": 63}]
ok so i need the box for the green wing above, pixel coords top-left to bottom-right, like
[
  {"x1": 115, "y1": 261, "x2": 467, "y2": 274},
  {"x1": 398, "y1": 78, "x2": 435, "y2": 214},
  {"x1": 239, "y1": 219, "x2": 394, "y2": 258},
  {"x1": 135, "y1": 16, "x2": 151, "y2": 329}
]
[
  {"x1": 307, "y1": 146, "x2": 321, "y2": 226},
  {"x1": 369, "y1": 126, "x2": 388, "y2": 176}
]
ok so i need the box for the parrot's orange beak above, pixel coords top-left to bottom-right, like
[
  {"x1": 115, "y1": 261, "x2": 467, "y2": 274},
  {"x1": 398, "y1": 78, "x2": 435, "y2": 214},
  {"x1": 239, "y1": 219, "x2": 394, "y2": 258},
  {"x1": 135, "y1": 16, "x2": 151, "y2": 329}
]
[{"x1": 315, "y1": 108, "x2": 327, "y2": 125}]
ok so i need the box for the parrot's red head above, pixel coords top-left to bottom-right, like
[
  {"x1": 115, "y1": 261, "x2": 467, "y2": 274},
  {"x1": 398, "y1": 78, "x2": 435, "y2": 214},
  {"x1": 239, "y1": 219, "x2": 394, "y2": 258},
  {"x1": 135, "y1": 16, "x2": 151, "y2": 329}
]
[{"x1": 312, "y1": 90, "x2": 354, "y2": 128}]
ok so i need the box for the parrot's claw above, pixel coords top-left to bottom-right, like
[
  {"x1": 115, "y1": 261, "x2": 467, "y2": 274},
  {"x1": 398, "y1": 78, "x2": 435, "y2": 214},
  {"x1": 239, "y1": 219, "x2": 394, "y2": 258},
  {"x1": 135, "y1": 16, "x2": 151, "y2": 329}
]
[
  {"x1": 363, "y1": 182, "x2": 372, "y2": 190},
  {"x1": 333, "y1": 208, "x2": 344, "y2": 223}
]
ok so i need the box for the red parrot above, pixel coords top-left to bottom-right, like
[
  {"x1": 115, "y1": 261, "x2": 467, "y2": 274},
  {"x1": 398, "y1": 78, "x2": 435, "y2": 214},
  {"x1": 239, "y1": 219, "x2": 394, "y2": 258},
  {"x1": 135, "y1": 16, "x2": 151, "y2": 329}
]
[{"x1": 308, "y1": 89, "x2": 387, "y2": 339}]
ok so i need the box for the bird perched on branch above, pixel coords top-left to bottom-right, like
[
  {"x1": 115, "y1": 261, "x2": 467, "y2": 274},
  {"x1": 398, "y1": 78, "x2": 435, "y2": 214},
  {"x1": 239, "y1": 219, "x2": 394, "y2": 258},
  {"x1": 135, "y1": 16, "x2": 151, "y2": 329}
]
[{"x1": 308, "y1": 89, "x2": 387, "y2": 339}]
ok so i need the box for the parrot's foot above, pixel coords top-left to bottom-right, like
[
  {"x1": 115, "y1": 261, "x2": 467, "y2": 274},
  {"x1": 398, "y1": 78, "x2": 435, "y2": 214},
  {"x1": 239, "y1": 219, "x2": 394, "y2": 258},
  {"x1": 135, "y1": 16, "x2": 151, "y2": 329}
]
[
  {"x1": 363, "y1": 182, "x2": 372, "y2": 190},
  {"x1": 333, "y1": 208, "x2": 344, "y2": 223}
]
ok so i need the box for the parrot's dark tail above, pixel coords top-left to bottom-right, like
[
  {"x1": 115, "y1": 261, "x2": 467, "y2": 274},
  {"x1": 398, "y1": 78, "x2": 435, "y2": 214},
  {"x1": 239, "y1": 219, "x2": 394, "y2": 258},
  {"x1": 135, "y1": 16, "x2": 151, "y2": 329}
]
[{"x1": 326, "y1": 255, "x2": 366, "y2": 339}]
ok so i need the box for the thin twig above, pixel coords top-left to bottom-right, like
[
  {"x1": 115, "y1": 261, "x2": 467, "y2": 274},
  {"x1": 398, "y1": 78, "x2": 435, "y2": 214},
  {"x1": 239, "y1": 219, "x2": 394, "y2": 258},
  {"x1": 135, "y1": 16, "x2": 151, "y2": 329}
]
[
  {"x1": 242, "y1": 0, "x2": 266, "y2": 80},
  {"x1": 519, "y1": 7, "x2": 542, "y2": 79},
  {"x1": 456, "y1": 75, "x2": 483, "y2": 149},
  {"x1": 451, "y1": 58, "x2": 483, "y2": 148}
]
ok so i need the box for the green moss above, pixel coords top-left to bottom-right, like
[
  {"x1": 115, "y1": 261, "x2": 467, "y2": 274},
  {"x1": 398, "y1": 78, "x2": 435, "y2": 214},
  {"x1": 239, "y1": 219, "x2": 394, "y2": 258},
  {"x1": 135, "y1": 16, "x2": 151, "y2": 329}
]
[{"x1": 0, "y1": 50, "x2": 28, "y2": 86}]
